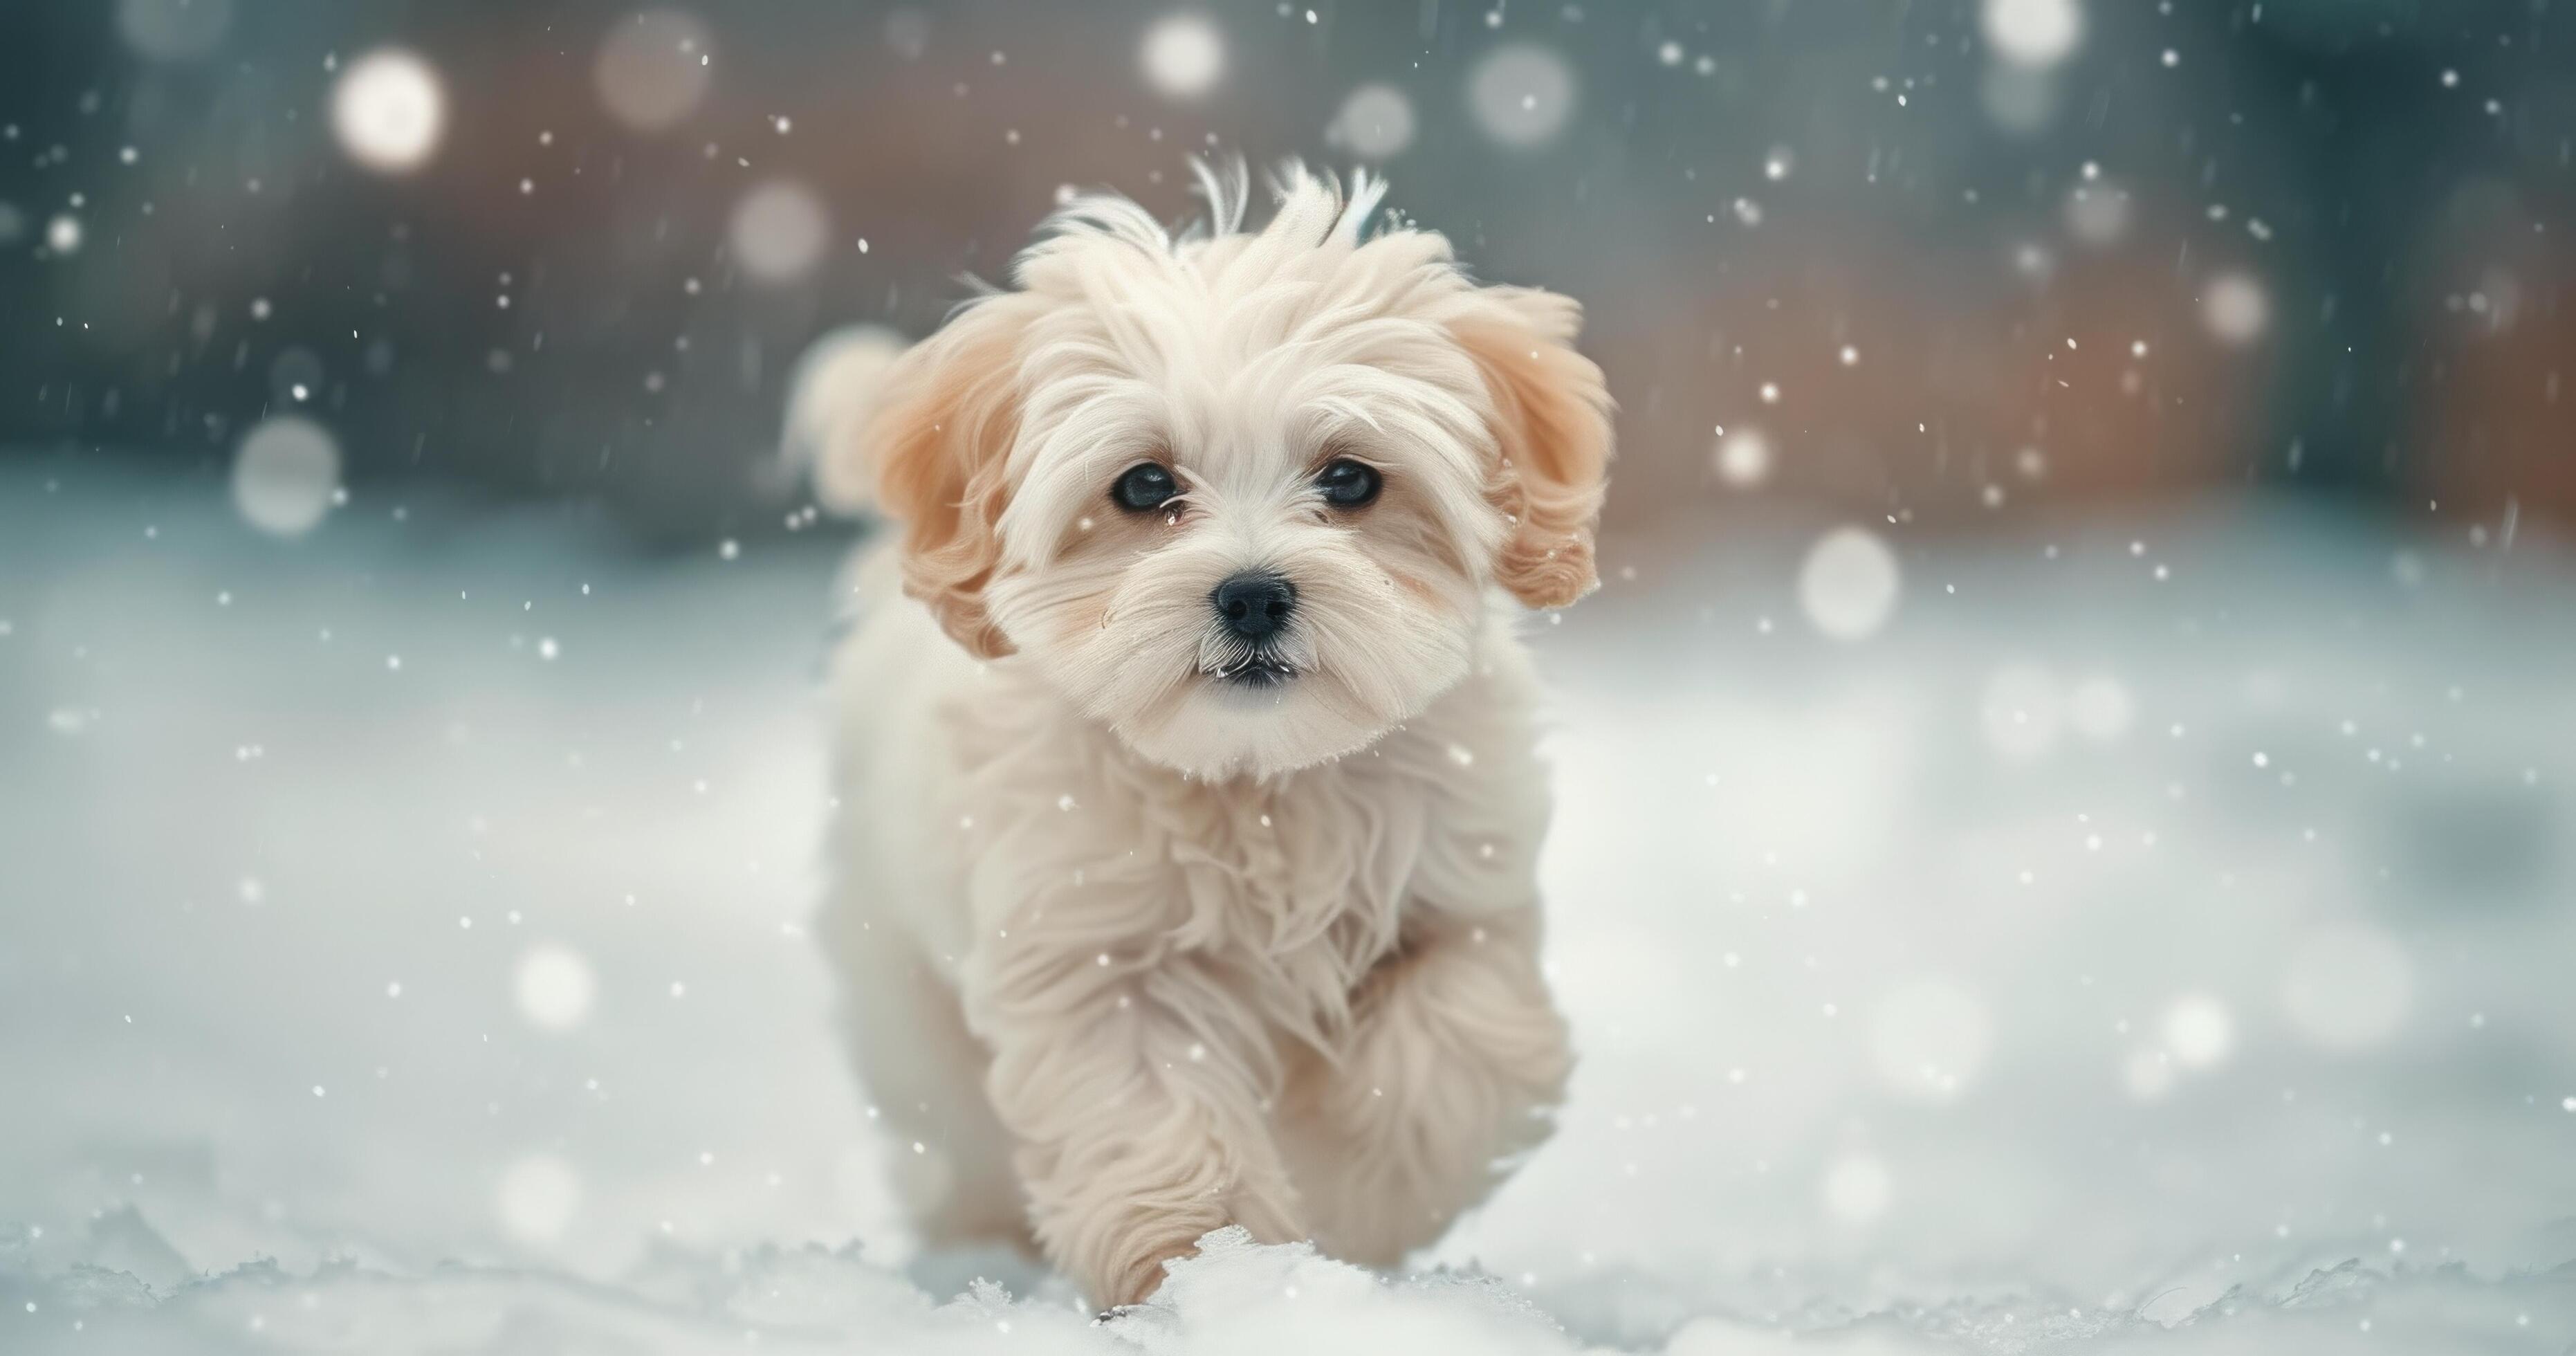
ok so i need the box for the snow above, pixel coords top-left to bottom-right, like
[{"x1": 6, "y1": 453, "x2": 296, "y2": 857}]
[{"x1": 4, "y1": 461, "x2": 2574, "y2": 1352}]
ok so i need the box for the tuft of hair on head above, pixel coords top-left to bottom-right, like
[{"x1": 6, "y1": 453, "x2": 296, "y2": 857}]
[
  {"x1": 1041, "y1": 156, "x2": 1388, "y2": 262},
  {"x1": 1184, "y1": 156, "x2": 1253, "y2": 239}
]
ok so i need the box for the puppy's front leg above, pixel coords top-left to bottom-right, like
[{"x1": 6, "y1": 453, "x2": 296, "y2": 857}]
[
  {"x1": 968, "y1": 938, "x2": 1303, "y2": 1308},
  {"x1": 1282, "y1": 908, "x2": 1571, "y2": 1265}
]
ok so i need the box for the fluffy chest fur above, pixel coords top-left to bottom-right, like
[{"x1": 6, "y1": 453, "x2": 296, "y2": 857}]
[{"x1": 919, "y1": 606, "x2": 1551, "y2": 1059}]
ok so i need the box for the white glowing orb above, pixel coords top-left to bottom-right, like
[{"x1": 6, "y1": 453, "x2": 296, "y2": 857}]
[
  {"x1": 2281, "y1": 923, "x2": 2414, "y2": 1051},
  {"x1": 1468, "y1": 44, "x2": 1576, "y2": 149},
  {"x1": 1982, "y1": 0, "x2": 2083, "y2": 68},
  {"x1": 515, "y1": 944, "x2": 598, "y2": 1032},
  {"x1": 2163, "y1": 993, "x2": 2234, "y2": 1069},
  {"x1": 1712, "y1": 428, "x2": 1772, "y2": 488},
  {"x1": 1331, "y1": 84, "x2": 1417, "y2": 160},
  {"x1": 2065, "y1": 182, "x2": 2131, "y2": 246},
  {"x1": 119, "y1": 0, "x2": 232, "y2": 62},
  {"x1": 497, "y1": 1154, "x2": 582, "y2": 1244},
  {"x1": 1980, "y1": 663, "x2": 2063, "y2": 760},
  {"x1": 231, "y1": 416, "x2": 342, "y2": 538},
  {"x1": 1821, "y1": 1154, "x2": 1892, "y2": 1223},
  {"x1": 332, "y1": 50, "x2": 445, "y2": 173},
  {"x1": 45, "y1": 214, "x2": 82, "y2": 255},
  {"x1": 1870, "y1": 978, "x2": 1993, "y2": 1100},
  {"x1": 1141, "y1": 12, "x2": 1224, "y2": 100},
  {"x1": 730, "y1": 180, "x2": 829, "y2": 284},
  {"x1": 596, "y1": 9, "x2": 713, "y2": 132},
  {"x1": 2202, "y1": 273, "x2": 2270, "y2": 345},
  {"x1": 1797, "y1": 526, "x2": 1902, "y2": 641},
  {"x1": 2066, "y1": 675, "x2": 2134, "y2": 742}
]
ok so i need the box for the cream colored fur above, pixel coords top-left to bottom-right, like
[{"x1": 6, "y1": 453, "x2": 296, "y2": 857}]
[{"x1": 809, "y1": 163, "x2": 1610, "y2": 1308}]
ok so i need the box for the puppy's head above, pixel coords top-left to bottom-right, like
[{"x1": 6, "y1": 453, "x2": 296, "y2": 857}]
[{"x1": 822, "y1": 164, "x2": 1612, "y2": 779}]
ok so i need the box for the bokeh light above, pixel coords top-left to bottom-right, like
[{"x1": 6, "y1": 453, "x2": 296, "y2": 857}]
[
  {"x1": 1468, "y1": 44, "x2": 1576, "y2": 149},
  {"x1": 1140, "y1": 12, "x2": 1224, "y2": 100},
  {"x1": 1796, "y1": 526, "x2": 1902, "y2": 641},
  {"x1": 1330, "y1": 84, "x2": 1417, "y2": 161},
  {"x1": 1981, "y1": 0, "x2": 2084, "y2": 69},
  {"x1": 1711, "y1": 428, "x2": 1772, "y2": 488},
  {"x1": 515, "y1": 944, "x2": 599, "y2": 1032},
  {"x1": 2162, "y1": 993, "x2": 2235, "y2": 1070},
  {"x1": 2202, "y1": 272, "x2": 2271, "y2": 345},
  {"x1": 44, "y1": 214, "x2": 82, "y2": 256},
  {"x1": 331, "y1": 49, "x2": 445, "y2": 174},
  {"x1": 596, "y1": 9, "x2": 713, "y2": 132},
  {"x1": 230, "y1": 416, "x2": 342, "y2": 538},
  {"x1": 730, "y1": 180, "x2": 831, "y2": 285}
]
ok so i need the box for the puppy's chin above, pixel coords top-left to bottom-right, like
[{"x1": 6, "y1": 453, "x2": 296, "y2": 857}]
[{"x1": 1116, "y1": 672, "x2": 1404, "y2": 781}]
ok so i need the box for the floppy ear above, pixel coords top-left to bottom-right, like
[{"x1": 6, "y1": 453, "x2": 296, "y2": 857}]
[
  {"x1": 847, "y1": 297, "x2": 1029, "y2": 659},
  {"x1": 1452, "y1": 286, "x2": 1614, "y2": 609}
]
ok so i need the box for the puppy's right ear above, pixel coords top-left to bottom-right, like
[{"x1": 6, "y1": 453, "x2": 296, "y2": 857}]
[{"x1": 838, "y1": 298, "x2": 1029, "y2": 660}]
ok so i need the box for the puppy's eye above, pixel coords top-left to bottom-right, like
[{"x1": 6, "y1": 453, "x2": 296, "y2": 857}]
[
  {"x1": 1315, "y1": 458, "x2": 1381, "y2": 508},
  {"x1": 1110, "y1": 462, "x2": 1178, "y2": 512}
]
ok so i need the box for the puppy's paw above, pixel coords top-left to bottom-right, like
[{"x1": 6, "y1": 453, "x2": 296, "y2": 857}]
[{"x1": 1103, "y1": 1236, "x2": 1202, "y2": 1310}]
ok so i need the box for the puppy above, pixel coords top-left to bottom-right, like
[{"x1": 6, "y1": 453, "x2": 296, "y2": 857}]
[{"x1": 804, "y1": 163, "x2": 1611, "y2": 1308}]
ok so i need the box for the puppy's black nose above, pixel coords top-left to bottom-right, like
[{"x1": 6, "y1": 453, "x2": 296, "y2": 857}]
[{"x1": 1211, "y1": 571, "x2": 1296, "y2": 640}]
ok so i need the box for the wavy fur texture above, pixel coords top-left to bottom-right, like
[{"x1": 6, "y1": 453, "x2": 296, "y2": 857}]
[{"x1": 812, "y1": 163, "x2": 1609, "y2": 1306}]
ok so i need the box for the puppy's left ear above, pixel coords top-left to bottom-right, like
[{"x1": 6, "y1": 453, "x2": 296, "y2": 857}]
[
  {"x1": 1453, "y1": 286, "x2": 1615, "y2": 609},
  {"x1": 852, "y1": 295, "x2": 1033, "y2": 659}
]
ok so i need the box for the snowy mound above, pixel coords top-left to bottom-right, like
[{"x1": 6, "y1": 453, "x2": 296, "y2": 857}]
[{"x1": 3, "y1": 464, "x2": 2573, "y2": 1352}]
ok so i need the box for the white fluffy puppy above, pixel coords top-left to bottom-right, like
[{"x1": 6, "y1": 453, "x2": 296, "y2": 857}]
[{"x1": 804, "y1": 163, "x2": 1611, "y2": 1308}]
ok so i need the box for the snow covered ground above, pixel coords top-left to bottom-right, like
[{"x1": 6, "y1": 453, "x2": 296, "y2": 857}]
[{"x1": 4, "y1": 459, "x2": 2573, "y2": 1353}]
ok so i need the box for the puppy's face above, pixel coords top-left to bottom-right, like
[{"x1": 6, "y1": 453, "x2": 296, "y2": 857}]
[{"x1": 825, "y1": 169, "x2": 1611, "y2": 779}]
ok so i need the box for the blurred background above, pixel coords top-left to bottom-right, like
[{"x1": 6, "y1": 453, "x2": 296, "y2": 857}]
[
  {"x1": 6, "y1": 0, "x2": 2570, "y2": 540},
  {"x1": 4, "y1": 2, "x2": 2575, "y2": 1352}
]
